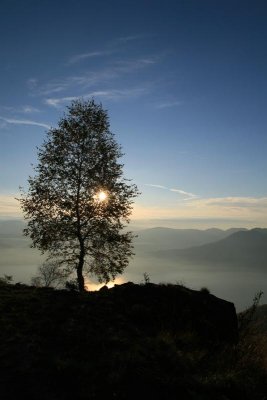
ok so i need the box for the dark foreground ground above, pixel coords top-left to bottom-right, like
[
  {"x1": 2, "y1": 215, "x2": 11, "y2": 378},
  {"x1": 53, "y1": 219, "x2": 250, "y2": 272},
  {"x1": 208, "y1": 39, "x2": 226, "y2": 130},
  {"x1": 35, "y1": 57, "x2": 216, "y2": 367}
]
[{"x1": 0, "y1": 281, "x2": 266, "y2": 400}]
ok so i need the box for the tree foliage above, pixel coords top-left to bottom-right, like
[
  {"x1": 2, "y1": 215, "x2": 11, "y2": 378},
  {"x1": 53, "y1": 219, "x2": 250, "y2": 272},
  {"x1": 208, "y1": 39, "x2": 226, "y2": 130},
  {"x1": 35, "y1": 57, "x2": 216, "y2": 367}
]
[{"x1": 19, "y1": 99, "x2": 139, "y2": 291}]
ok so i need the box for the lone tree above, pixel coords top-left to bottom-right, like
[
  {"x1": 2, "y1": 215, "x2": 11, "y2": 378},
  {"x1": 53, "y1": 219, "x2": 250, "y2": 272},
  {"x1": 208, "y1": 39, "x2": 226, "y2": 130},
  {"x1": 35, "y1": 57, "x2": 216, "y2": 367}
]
[
  {"x1": 31, "y1": 259, "x2": 69, "y2": 289},
  {"x1": 19, "y1": 100, "x2": 139, "y2": 291}
]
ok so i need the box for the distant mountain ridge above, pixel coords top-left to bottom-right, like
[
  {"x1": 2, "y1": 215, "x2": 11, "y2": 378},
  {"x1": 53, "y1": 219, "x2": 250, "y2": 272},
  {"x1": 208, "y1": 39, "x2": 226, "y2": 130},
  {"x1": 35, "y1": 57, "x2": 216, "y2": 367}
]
[
  {"x1": 1, "y1": 221, "x2": 266, "y2": 285},
  {"x1": 134, "y1": 226, "x2": 247, "y2": 253},
  {"x1": 155, "y1": 228, "x2": 267, "y2": 268}
]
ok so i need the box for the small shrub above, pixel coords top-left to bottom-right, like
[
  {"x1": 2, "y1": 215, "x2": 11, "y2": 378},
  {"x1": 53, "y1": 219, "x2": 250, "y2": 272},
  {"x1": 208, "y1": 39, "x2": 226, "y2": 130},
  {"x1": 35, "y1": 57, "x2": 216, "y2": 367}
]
[
  {"x1": 200, "y1": 287, "x2": 210, "y2": 295},
  {"x1": 0, "y1": 275, "x2": 13, "y2": 285},
  {"x1": 175, "y1": 280, "x2": 186, "y2": 288},
  {"x1": 65, "y1": 279, "x2": 79, "y2": 291},
  {"x1": 238, "y1": 291, "x2": 264, "y2": 335},
  {"x1": 142, "y1": 272, "x2": 150, "y2": 285}
]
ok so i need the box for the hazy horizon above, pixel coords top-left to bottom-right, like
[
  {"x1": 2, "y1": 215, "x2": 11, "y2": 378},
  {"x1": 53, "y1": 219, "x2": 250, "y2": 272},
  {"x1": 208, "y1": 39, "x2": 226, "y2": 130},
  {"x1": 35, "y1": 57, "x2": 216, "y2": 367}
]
[
  {"x1": 0, "y1": 219, "x2": 266, "y2": 312},
  {"x1": 0, "y1": 214, "x2": 266, "y2": 231}
]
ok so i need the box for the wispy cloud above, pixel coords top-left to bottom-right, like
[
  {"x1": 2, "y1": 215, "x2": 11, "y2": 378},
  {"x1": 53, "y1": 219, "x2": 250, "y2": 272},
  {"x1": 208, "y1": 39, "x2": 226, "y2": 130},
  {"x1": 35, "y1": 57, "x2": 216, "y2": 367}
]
[
  {"x1": 170, "y1": 188, "x2": 198, "y2": 200},
  {"x1": 146, "y1": 184, "x2": 168, "y2": 190},
  {"x1": 35, "y1": 82, "x2": 69, "y2": 96},
  {"x1": 156, "y1": 101, "x2": 184, "y2": 109},
  {"x1": 0, "y1": 117, "x2": 50, "y2": 129},
  {"x1": 1, "y1": 105, "x2": 40, "y2": 114},
  {"x1": 132, "y1": 196, "x2": 267, "y2": 226},
  {"x1": 30, "y1": 56, "x2": 157, "y2": 98},
  {"x1": 116, "y1": 35, "x2": 144, "y2": 44},
  {"x1": 45, "y1": 96, "x2": 78, "y2": 107},
  {"x1": 189, "y1": 196, "x2": 267, "y2": 209},
  {"x1": 67, "y1": 34, "x2": 146, "y2": 65},
  {"x1": 45, "y1": 87, "x2": 148, "y2": 108},
  {"x1": 20, "y1": 105, "x2": 40, "y2": 113},
  {"x1": 145, "y1": 184, "x2": 198, "y2": 200},
  {"x1": 68, "y1": 50, "x2": 114, "y2": 64},
  {"x1": 113, "y1": 57, "x2": 157, "y2": 72}
]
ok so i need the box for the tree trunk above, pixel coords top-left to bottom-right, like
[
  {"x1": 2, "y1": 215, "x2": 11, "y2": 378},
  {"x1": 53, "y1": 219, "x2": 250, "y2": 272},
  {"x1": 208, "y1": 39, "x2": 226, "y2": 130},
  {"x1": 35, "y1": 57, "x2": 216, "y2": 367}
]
[
  {"x1": 77, "y1": 257, "x2": 85, "y2": 291},
  {"x1": 77, "y1": 241, "x2": 85, "y2": 291}
]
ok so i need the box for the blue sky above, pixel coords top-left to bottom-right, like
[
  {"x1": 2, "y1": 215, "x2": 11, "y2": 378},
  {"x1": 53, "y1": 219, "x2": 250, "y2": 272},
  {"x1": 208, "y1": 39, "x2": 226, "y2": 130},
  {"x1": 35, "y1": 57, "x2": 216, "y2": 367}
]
[{"x1": 0, "y1": 0, "x2": 267, "y2": 227}]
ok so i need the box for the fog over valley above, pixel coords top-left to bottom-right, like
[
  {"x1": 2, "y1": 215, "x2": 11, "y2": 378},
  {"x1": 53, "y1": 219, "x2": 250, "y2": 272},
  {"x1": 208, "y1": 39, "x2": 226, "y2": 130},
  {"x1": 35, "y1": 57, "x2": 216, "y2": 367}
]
[{"x1": 1, "y1": 219, "x2": 266, "y2": 311}]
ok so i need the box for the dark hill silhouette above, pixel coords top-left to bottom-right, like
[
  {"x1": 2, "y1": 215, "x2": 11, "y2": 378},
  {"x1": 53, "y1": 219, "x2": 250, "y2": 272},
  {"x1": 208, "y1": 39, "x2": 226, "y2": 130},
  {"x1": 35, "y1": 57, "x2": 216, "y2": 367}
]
[
  {"x1": 3, "y1": 280, "x2": 264, "y2": 400},
  {"x1": 156, "y1": 228, "x2": 267, "y2": 268}
]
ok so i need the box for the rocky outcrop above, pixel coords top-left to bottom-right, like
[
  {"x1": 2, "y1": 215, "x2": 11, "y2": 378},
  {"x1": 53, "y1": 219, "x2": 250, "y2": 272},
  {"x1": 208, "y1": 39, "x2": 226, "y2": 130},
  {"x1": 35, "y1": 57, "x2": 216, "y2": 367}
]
[{"x1": 107, "y1": 282, "x2": 238, "y2": 344}]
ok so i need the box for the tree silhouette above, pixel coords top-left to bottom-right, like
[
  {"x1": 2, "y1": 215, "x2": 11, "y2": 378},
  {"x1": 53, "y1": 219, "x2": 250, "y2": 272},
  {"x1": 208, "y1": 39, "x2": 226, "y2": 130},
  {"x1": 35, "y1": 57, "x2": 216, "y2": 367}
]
[
  {"x1": 19, "y1": 100, "x2": 139, "y2": 291},
  {"x1": 31, "y1": 259, "x2": 68, "y2": 288}
]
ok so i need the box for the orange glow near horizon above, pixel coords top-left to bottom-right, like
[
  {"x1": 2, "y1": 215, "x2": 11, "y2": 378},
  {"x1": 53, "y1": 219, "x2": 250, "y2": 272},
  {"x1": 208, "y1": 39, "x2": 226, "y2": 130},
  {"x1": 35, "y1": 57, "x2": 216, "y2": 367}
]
[{"x1": 85, "y1": 277, "x2": 124, "y2": 291}]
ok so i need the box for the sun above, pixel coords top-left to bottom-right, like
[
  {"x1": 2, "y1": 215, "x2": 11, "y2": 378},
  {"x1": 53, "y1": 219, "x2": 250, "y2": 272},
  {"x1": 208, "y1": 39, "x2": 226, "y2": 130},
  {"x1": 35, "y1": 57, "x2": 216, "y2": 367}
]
[{"x1": 95, "y1": 190, "x2": 108, "y2": 202}]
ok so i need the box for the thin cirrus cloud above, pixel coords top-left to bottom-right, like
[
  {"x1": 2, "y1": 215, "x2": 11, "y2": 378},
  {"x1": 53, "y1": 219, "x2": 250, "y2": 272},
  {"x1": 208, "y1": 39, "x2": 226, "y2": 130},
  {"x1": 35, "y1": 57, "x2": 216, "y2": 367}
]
[
  {"x1": 45, "y1": 88, "x2": 148, "y2": 107},
  {"x1": 146, "y1": 184, "x2": 168, "y2": 190},
  {"x1": 0, "y1": 117, "x2": 50, "y2": 130},
  {"x1": 1, "y1": 105, "x2": 40, "y2": 114},
  {"x1": 116, "y1": 34, "x2": 145, "y2": 44},
  {"x1": 170, "y1": 188, "x2": 198, "y2": 199},
  {"x1": 190, "y1": 196, "x2": 267, "y2": 209},
  {"x1": 113, "y1": 58, "x2": 157, "y2": 71},
  {"x1": 145, "y1": 184, "x2": 198, "y2": 200},
  {"x1": 132, "y1": 195, "x2": 267, "y2": 225},
  {"x1": 32, "y1": 81, "x2": 70, "y2": 96},
  {"x1": 20, "y1": 106, "x2": 40, "y2": 113},
  {"x1": 45, "y1": 96, "x2": 78, "y2": 107},
  {"x1": 68, "y1": 49, "x2": 114, "y2": 64},
  {"x1": 29, "y1": 56, "x2": 157, "y2": 98},
  {"x1": 67, "y1": 34, "x2": 148, "y2": 64}
]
